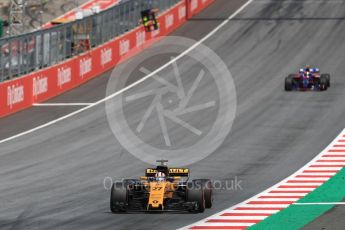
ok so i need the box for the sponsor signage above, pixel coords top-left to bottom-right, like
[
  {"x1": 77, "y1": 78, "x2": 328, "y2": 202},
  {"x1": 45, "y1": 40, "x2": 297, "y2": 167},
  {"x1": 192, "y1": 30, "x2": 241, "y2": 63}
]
[
  {"x1": 7, "y1": 84, "x2": 24, "y2": 109},
  {"x1": 165, "y1": 14, "x2": 174, "y2": 29},
  {"x1": 119, "y1": 39, "x2": 130, "y2": 56},
  {"x1": 0, "y1": 0, "x2": 215, "y2": 117},
  {"x1": 101, "y1": 47, "x2": 113, "y2": 66},
  {"x1": 136, "y1": 31, "x2": 146, "y2": 48},
  {"x1": 80, "y1": 57, "x2": 93, "y2": 78},
  {"x1": 57, "y1": 66, "x2": 72, "y2": 88},
  {"x1": 33, "y1": 76, "x2": 48, "y2": 98}
]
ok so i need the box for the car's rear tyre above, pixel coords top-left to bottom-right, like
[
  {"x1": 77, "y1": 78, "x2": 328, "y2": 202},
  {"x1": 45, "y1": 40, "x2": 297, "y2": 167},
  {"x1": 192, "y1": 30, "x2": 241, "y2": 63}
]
[
  {"x1": 285, "y1": 75, "x2": 294, "y2": 91},
  {"x1": 195, "y1": 179, "x2": 213, "y2": 208},
  {"x1": 110, "y1": 182, "x2": 128, "y2": 213},
  {"x1": 187, "y1": 182, "x2": 205, "y2": 213},
  {"x1": 319, "y1": 76, "x2": 328, "y2": 91},
  {"x1": 321, "y1": 74, "x2": 330, "y2": 87}
]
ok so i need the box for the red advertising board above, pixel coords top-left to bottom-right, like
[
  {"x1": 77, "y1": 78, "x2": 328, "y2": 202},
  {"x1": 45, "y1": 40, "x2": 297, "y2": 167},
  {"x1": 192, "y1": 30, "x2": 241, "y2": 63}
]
[{"x1": 0, "y1": 0, "x2": 214, "y2": 118}]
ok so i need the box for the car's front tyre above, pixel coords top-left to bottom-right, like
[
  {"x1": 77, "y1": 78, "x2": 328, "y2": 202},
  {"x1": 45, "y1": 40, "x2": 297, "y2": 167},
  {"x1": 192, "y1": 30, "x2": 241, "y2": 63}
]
[
  {"x1": 285, "y1": 75, "x2": 294, "y2": 91},
  {"x1": 187, "y1": 181, "x2": 206, "y2": 213},
  {"x1": 195, "y1": 179, "x2": 213, "y2": 208},
  {"x1": 110, "y1": 182, "x2": 128, "y2": 213},
  {"x1": 321, "y1": 74, "x2": 330, "y2": 87},
  {"x1": 319, "y1": 76, "x2": 328, "y2": 91}
]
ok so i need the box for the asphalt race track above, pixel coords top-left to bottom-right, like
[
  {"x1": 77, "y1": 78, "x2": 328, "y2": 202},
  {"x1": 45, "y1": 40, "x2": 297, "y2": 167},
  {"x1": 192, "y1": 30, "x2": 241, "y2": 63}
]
[{"x1": 1, "y1": 0, "x2": 345, "y2": 229}]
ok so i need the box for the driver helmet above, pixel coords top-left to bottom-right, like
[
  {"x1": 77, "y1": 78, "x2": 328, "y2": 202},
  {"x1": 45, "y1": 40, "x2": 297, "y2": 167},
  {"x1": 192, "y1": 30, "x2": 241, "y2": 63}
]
[
  {"x1": 155, "y1": 172, "x2": 166, "y2": 182},
  {"x1": 305, "y1": 65, "x2": 311, "y2": 72}
]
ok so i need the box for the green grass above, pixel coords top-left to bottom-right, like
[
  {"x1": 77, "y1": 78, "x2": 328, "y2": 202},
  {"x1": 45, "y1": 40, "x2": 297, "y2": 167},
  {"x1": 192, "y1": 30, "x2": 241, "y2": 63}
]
[{"x1": 249, "y1": 167, "x2": 345, "y2": 230}]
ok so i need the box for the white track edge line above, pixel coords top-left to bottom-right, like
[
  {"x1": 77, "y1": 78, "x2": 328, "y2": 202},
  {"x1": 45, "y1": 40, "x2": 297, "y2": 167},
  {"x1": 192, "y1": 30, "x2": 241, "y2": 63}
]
[
  {"x1": 293, "y1": 202, "x2": 345, "y2": 205},
  {"x1": 33, "y1": 103, "x2": 95, "y2": 106}
]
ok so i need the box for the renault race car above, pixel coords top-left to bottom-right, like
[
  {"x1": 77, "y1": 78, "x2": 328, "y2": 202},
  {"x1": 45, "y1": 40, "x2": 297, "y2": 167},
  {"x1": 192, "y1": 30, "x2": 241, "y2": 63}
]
[
  {"x1": 110, "y1": 160, "x2": 213, "y2": 213},
  {"x1": 285, "y1": 66, "x2": 330, "y2": 91}
]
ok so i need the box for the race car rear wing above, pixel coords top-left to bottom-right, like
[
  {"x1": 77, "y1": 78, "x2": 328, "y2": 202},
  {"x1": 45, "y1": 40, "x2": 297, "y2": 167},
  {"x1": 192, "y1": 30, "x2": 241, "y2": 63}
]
[{"x1": 145, "y1": 168, "x2": 189, "y2": 177}]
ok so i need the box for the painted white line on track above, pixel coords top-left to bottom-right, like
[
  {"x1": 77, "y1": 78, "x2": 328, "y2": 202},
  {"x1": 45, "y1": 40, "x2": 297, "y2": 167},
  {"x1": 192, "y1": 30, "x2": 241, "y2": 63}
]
[
  {"x1": 226, "y1": 210, "x2": 279, "y2": 214},
  {"x1": 248, "y1": 198, "x2": 298, "y2": 201},
  {"x1": 294, "y1": 202, "x2": 345, "y2": 205},
  {"x1": 192, "y1": 223, "x2": 255, "y2": 227},
  {"x1": 33, "y1": 103, "x2": 94, "y2": 106},
  {"x1": 253, "y1": 0, "x2": 345, "y2": 3},
  {"x1": 210, "y1": 216, "x2": 266, "y2": 220},
  {"x1": 239, "y1": 204, "x2": 290, "y2": 208},
  {"x1": 259, "y1": 193, "x2": 308, "y2": 196},
  {"x1": 272, "y1": 187, "x2": 316, "y2": 191},
  {"x1": 0, "y1": 0, "x2": 254, "y2": 146},
  {"x1": 295, "y1": 175, "x2": 332, "y2": 178},
  {"x1": 301, "y1": 172, "x2": 336, "y2": 175},
  {"x1": 310, "y1": 162, "x2": 345, "y2": 165},
  {"x1": 304, "y1": 167, "x2": 342, "y2": 170},
  {"x1": 290, "y1": 177, "x2": 330, "y2": 180},
  {"x1": 317, "y1": 159, "x2": 345, "y2": 161}
]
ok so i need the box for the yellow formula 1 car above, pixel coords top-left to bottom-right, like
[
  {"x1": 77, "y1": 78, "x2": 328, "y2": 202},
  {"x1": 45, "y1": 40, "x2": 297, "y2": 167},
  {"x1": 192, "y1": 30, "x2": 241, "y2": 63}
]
[{"x1": 110, "y1": 160, "x2": 213, "y2": 213}]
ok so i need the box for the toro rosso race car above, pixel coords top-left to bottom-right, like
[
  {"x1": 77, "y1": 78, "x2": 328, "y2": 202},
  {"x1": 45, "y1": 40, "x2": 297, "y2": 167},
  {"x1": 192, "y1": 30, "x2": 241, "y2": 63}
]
[
  {"x1": 110, "y1": 160, "x2": 213, "y2": 213},
  {"x1": 285, "y1": 65, "x2": 330, "y2": 91}
]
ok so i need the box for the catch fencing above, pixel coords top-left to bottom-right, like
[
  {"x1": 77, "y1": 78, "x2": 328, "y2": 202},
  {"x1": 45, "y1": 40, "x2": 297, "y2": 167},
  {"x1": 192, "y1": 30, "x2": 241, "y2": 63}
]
[{"x1": 0, "y1": 0, "x2": 179, "y2": 81}]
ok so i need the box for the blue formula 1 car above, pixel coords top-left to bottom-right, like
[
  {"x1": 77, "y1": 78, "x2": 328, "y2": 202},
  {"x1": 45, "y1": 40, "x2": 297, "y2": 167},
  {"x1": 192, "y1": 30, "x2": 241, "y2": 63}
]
[{"x1": 285, "y1": 65, "x2": 330, "y2": 91}]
